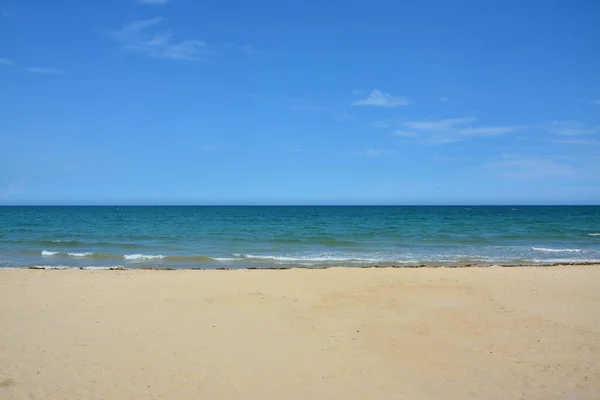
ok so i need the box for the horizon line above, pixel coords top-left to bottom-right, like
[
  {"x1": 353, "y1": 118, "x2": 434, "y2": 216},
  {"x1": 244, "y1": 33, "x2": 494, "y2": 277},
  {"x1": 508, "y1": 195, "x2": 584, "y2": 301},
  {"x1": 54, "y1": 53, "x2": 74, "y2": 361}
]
[{"x1": 1, "y1": 204, "x2": 599, "y2": 207}]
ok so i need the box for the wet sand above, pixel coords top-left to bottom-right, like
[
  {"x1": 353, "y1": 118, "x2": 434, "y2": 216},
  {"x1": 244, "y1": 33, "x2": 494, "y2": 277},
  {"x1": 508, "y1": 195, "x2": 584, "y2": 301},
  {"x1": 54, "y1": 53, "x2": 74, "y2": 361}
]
[{"x1": 1, "y1": 266, "x2": 599, "y2": 399}]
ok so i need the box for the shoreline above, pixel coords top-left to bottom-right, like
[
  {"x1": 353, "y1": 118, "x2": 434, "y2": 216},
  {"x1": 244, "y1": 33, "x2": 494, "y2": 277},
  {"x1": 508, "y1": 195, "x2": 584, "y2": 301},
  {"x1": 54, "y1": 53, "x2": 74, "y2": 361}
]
[{"x1": 6, "y1": 261, "x2": 600, "y2": 270}]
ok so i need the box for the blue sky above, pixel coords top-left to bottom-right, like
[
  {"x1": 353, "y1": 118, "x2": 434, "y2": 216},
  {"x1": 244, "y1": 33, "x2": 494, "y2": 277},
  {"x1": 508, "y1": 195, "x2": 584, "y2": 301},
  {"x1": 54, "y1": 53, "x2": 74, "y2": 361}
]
[{"x1": 1, "y1": 0, "x2": 599, "y2": 205}]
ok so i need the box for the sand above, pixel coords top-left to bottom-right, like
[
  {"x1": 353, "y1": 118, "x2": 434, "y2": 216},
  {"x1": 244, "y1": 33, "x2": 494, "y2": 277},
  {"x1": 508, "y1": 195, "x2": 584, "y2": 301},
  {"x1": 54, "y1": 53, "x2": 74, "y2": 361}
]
[{"x1": 1, "y1": 266, "x2": 599, "y2": 400}]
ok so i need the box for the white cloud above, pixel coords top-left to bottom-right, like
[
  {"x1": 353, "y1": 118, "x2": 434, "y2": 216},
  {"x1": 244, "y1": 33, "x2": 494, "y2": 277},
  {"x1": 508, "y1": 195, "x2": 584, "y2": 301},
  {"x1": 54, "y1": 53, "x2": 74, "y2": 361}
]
[
  {"x1": 135, "y1": 0, "x2": 170, "y2": 4},
  {"x1": 484, "y1": 155, "x2": 576, "y2": 179},
  {"x1": 392, "y1": 117, "x2": 523, "y2": 144},
  {"x1": 458, "y1": 126, "x2": 522, "y2": 137},
  {"x1": 25, "y1": 67, "x2": 66, "y2": 74},
  {"x1": 547, "y1": 121, "x2": 600, "y2": 136},
  {"x1": 352, "y1": 89, "x2": 409, "y2": 107},
  {"x1": 0, "y1": 58, "x2": 14, "y2": 66},
  {"x1": 112, "y1": 18, "x2": 212, "y2": 60}
]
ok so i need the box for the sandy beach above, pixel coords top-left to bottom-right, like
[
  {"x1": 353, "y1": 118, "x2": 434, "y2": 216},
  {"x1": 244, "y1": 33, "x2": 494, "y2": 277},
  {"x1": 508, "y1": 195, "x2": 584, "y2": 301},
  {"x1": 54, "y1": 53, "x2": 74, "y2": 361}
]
[{"x1": 1, "y1": 266, "x2": 599, "y2": 400}]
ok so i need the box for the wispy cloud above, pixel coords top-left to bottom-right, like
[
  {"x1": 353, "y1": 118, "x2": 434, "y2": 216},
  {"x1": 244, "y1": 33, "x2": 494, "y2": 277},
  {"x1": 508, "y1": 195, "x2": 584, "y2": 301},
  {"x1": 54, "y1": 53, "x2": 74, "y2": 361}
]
[
  {"x1": 370, "y1": 120, "x2": 393, "y2": 129},
  {"x1": 0, "y1": 58, "x2": 15, "y2": 66},
  {"x1": 201, "y1": 145, "x2": 217, "y2": 151},
  {"x1": 433, "y1": 156, "x2": 471, "y2": 163},
  {"x1": 391, "y1": 130, "x2": 419, "y2": 137},
  {"x1": 112, "y1": 18, "x2": 212, "y2": 60},
  {"x1": 349, "y1": 149, "x2": 395, "y2": 158},
  {"x1": 547, "y1": 121, "x2": 600, "y2": 136},
  {"x1": 135, "y1": 0, "x2": 170, "y2": 4},
  {"x1": 25, "y1": 67, "x2": 66, "y2": 74},
  {"x1": 123, "y1": 17, "x2": 164, "y2": 32},
  {"x1": 459, "y1": 126, "x2": 523, "y2": 137},
  {"x1": 592, "y1": 100, "x2": 600, "y2": 106},
  {"x1": 391, "y1": 117, "x2": 522, "y2": 144},
  {"x1": 554, "y1": 138, "x2": 600, "y2": 146},
  {"x1": 404, "y1": 117, "x2": 474, "y2": 132},
  {"x1": 484, "y1": 154, "x2": 576, "y2": 179},
  {"x1": 352, "y1": 89, "x2": 409, "y2": 107}
]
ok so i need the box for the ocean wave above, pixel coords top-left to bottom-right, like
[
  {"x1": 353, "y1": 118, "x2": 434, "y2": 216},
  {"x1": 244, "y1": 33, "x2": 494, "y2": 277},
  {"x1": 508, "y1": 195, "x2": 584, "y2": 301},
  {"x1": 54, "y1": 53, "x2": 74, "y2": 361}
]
[
  {"x1": 38, "y1": 251, "x2": 215, "y2": 263},
  {"x1": 231, "y1": 253, "x2": 394, "y2": 264},
  {"x1": 229, "y1": 252, "x2": 507, "y2": 264},
  {"x1": 41, "y1": 250, "x2": 119, "y2": 258},
  {"x1": 588, "y1": 233, "x2": 600, "y2": 236},
  {"x1": 123, "y1": 254, "x2": 166, "y2": 261},
  {"x1": 532, "y1": 247, "x2": 585, "y2": 253},
  {"x1": 122, "y1": 254, "x2": 212, "y2": 262},
  {"x1": 66, "y1": 252, "x2": 93, "y2": 257}
]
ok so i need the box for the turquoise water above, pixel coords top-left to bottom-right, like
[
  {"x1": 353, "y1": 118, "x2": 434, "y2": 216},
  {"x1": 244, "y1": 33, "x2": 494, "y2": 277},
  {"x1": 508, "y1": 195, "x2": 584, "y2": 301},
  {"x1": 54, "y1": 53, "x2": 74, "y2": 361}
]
[{"x1": 1, "y1": 206, "x2": 599, "y2": 269}]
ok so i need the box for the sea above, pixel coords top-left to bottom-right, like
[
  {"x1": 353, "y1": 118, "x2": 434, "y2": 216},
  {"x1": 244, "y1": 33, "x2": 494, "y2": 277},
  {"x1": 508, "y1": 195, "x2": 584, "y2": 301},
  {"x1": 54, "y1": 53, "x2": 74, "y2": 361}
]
[{"x1": 1, "y1": 206, "x2": 599, "y2": 269}]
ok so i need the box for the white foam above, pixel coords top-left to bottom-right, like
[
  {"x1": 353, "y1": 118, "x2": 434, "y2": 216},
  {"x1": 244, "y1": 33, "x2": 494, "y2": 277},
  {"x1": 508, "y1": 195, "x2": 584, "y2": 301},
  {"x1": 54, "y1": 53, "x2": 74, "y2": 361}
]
[
  {"x1": 532, "y1": 247, "x2": 585, "y2": 253},
  {"x1": 123, "y1": 254, "x2": 166, "y2": 261},
  {"x1": 30, "y1": 265, "x2": 125, "y2": 270},
  {"x1": 235, "y1": 254, "x2": 386, "y2": 263},
  {"x1": 67, "y1": 252, "x2": 94, "y2": 257},
  {"x1": 531, "y1": 259, "x2": 600, "y2": 264},
  {"x1": 213, "y1": 257, "x2": 236, "y2": 262},
  {"x1": 41, "y1": 250, "x2": 59, "y2": 256},
  {"x1": 588, "y1": 233, "x2": 600, "y2": 236}
]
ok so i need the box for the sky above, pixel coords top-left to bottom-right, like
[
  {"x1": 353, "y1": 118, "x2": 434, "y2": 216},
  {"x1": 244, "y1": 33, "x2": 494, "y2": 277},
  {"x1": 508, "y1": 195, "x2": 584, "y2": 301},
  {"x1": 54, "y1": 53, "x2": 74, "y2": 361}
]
[{"x1": 1, "y1": 0, "x2": 599, "y2": 205}]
